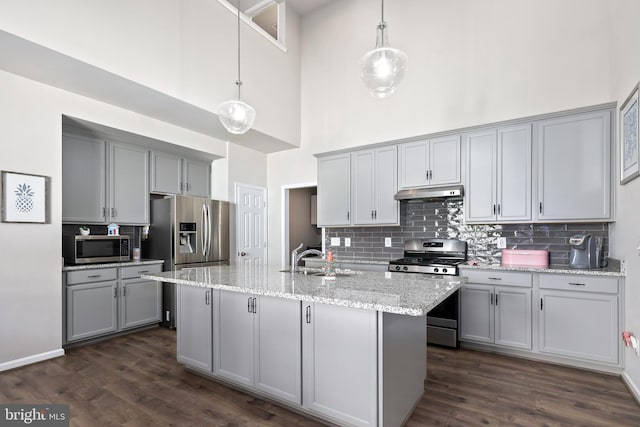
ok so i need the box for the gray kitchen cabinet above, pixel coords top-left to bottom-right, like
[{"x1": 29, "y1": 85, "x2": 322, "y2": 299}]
[
  {"x1": 62, "y1": 134, "x2": 107, "y2": 223},
  {"x1": 351, "y1": 146, "x2": 398, "y2": 225},
  {"x1": 538, "y1": 274, "x2": 619, "y2": 364},
  {"x1": 536, "y1": 109, "x2": 612, "y2": 221},
  {"x1": 317, "y1": 153, "x2": 351, "y2": 226},
  {"x1": 177, "y1": 284, "x2": 213, "y2": 372},
  {"x1": 150, "y1": 151, "x2": 211, "y2": 198},
  {"x1": 120, "y1": 277, "x2": 161, "y2": 330},
  {"x1": 66, "y1": 269, "x2": 118, "y2": 342},
  {"x1": 465, "y1": 124, "x2": 531, "y2": 223},
  {"x1": 109, "y1": 142, "x2": 149, "y2": 225},
  {"x1": 398, "y1": 135, "x2": 461, "y2": 188},
  {"x1": 213, "y1": 291, "x2": 302, "y2": 404},
  {"x1": 302, "y1": 302, "x2": 378, "y2": 427},
  {"x1": 62, "y1": 133, "x2": 149, "y2": 225},
  {"x1": 460, "y1": 270, "x2": 532, "y2": 350}
]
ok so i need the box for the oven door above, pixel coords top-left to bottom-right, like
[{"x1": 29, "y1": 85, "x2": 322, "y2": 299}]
[{"x1": 427, "y1": 290, "x2": 458, "y2": 348}]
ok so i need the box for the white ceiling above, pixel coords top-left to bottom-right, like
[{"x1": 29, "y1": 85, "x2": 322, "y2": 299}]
[{"x1": 286, "y1": 0, "x2": 335, "y2": 15}]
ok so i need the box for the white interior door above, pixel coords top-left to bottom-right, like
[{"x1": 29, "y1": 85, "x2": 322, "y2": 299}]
[{"x1": 236, "y1": 183, "x2": 267, "y2": 266}]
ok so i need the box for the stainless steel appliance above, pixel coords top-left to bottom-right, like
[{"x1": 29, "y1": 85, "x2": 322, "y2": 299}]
[
  {"x1": 394, "y1": 185, "x2": 464, "y2": 202},
  {"x1": 144, "y1": 195, "x2": 229, "y2": 328},
  {"x1": 569, "y1": 234, "x2": 601, "y2": 269},
  {"x1": 389, "y1": 238, "x2": 467, "y2": 348},
  {"x1": 63, "y1": 234, "x2": 130, "y2": 265}
]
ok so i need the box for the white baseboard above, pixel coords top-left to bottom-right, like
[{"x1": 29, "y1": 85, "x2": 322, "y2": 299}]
[
  {"x1": 0, "y1": 349, "x2": 65, "y2": 372},
  {"x1": 622, "y1": 371, "x2": 640, "y2": 405}
]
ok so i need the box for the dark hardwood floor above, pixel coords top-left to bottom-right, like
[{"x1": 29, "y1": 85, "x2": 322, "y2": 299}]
[{"x1": 2, "y1": 327, "x2": 640, "y2": 426}]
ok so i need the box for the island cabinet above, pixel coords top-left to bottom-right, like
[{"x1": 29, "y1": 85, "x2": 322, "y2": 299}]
[
  {"x1": 536, "y1": 109, "x2": 612, "y2": 221},
  {"x1": 538, "y1": 274, "x2": 619, "y2": 365},
  {"x1": 351, "y1": 146, "x2": 399, "y2": 225},
  {"x1": 176, "y1": 284, "x2": 213, "y2": 372},
  {"x1": 65, "y1": 263, "x2": 162, "y2": 345},
  {"x1": 317, "y1": 153, "x2": 351, "y2": 226},
  {"x1": 398, "y1": 135, "x2": 461, "y2": 189},
  {"x1": 212, "y1": 291, "x2": 302, "y2": 404},
  {"x1": 460, "y1": 270, "x2": 532, "y2": 350},
  {"x1": 150, "y1": 151, "x2": 210, "y2": 198},
  {"x1": 62, "y1": 133, "x2": 149, "y2": 225},
  {"x1": 465, "y1": 124, "x2": 532, "y2": 223}
]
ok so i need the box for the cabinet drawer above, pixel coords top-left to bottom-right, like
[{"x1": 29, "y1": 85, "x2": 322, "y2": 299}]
[
  {"x1": 463, "y1": 270, "x2": 532, "y2": 287},
  {"x1": 67, "y1": 268, "x2": 117, "y2": 285},
  {"x1": 120, "y1": 263, "x2": 163, "y2": 279},
  {"x1": 539, "y1": 274, "x2": 618, "y2": 294}
]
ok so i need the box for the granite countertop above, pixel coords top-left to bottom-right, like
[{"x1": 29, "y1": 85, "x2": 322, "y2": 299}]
[
  {"x1": 301, "y1": 257, "x2": 389, "y2": 265},
  {"x1": 141, "y1": 264, "x2": 466, "y2": 316},
  {"x1": 459, "y1": 263, "x2": 625, "y2": 277},
  {"x1": 63, "y1": 259, "x2": 164, "y2": 272}
]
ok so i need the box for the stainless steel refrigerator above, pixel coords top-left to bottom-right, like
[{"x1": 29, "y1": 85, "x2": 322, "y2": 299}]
[{"x1": 144, "y1": 195, "x2": 229, "y2": 328}]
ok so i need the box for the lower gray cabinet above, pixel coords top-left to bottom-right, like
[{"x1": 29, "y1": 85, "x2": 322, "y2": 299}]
[
  {"x1": 212, "y1": 291, "x2": 302, "y2": 404},
  {"x1": 120, "y1": 278, "x2": 162, "y2": 330},
  {"x1": 302, "y1": 302, "x2": 378, "y2": 427},
  {"x1": 176, "y1": 284, "x2": 213, "y2": 372},
  {"x1": 67, "y1": 280, "x2": 118, "y2": 342}
]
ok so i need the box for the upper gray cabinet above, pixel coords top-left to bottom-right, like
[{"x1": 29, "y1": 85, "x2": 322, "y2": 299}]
[
  {"x1": 150, "y1": 151, "x2": 210, "y2": 198},
  {"x1": 465, "y1": 124, "x2": 532, "y2": 223},
  {"x1": 317, "y1": 153, "x2": 351, "y2": 227},
  {"x1": 351, "y1": 146, "x2": 398, "y2": 225},
  {"x1": 63, "y1": 134, "x2": 149, "y2": 225},
  {"x1": 398, "y1": 135, "x2": 461, "y2": 189},
  {"x1": 536, "y1": 110, "x2": 612, "y2": 222}
]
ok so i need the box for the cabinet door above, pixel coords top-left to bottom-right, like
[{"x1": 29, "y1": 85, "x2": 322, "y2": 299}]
[
  {"x1": 317, "y1": 154, "x2": 351, "y2": 226},
  {"x1": 494, "y1": 286, "x2": 531, "y2": 349},
  {"x1": 62, "y1": 134, "x2": 106, "y2": 223},
  {"x1": 176, "y1": 284, "x2": 213, "y2": 372},
  {"x1": 213, "y1": 291, "x2": 254, "y2": 387},
  {"x1": 497, "y1": 125, "x2": 532, "y2": 222},
  {"x1": 430, "y1": 135, "x2": 461, "y2": 185},
  {"x1": 302, "y1": 303, "x2": 378, "y2": 427},
  {"x1": 539, "y1": 290, "x2": 618, "y2": 364},
  {"x1": 109, "y1": 142, "x2": 149, "y2": 224},
  {"x1": 374, "y1": 146, "x2": 399, "y2": 224},
  {"x1": 67, "y1": 281, "x2": 118, "y2": 342},
  {"x1": 399, "y1": 140, "x2": 429, "y2": 188},
  {"x1": 537, "y1": 110, "x2": 611, "y2": 221},
  {"x1": 184, "y1": 158, "x2": 211, "y2": 198},
  {"x1": 459, "y1": 284, "x2": 494, "y2": 343},
  {"x1": 351, "y1": 149, "x2": 375, "y2": 225},
  {"x1": 254, "y1": 296, "x2": 302, "y2": 404},
  {"x1": 150, "y1": 151, "x2": 183, "y2": 194},
  {"x1": 465, "y1": 131, "x2": 497, "y2": 222},
  {"x1": 120, "y1": 278, "x2": 161, "y2": 330}
]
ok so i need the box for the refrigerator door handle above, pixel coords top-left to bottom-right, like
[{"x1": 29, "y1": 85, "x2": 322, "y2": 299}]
[
  {"x1": 201, "y1": 203, "x2": 208, "y2": 257},
  {"x1": 207, "y1": 204, "x2": 212, "y2": 259}
]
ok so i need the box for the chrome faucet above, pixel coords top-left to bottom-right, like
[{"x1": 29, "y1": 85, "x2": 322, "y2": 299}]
[{"x1": 291, "y1": 243, "x2": 324, "y2": 272}]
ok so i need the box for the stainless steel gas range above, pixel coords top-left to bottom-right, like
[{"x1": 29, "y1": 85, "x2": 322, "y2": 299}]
[{"x1": 389, "y1": 238, "x2": 467, "y2": 348}]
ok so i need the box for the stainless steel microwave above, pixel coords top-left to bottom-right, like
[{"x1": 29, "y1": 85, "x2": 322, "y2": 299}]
[{"x1": 63, "y1": 235, "x2": 130, "y2": 265}]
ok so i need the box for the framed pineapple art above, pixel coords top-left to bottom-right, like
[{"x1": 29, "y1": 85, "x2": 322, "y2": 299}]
[{"x1": 1, "y1": 171, "x2": 50, "y2": 223}]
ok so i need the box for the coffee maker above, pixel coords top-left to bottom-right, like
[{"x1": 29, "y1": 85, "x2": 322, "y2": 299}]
[{"x1": 569, "y1": 234, "x2": 601, "y2": 269}]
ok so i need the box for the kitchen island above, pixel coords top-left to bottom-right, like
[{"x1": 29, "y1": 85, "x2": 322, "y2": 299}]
[{"x1": 142, "y1": 265, "x2": 466, "y2": 427}]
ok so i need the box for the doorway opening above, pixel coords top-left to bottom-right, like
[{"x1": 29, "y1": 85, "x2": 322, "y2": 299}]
[{"x1": 281, "y1": 183, "x2": 323, "y2": 269}]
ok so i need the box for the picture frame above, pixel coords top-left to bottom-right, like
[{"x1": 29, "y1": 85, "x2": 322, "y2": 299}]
[
  {"x1": 1, "y1": 171, "x2": 50, "y2": 223},
  {"x1": 620, "y1": 82, "x2": 640, "y2": 184}
]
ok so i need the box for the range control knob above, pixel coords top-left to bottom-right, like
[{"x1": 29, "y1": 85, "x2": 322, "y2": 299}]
[
  {"x1": 442, "y1": 268, "x2": 448, "y2": 274},
  {"x1": 432, "y1": 267, "x2": 439, "y2": 273},
  {"x1": 402, "y1": 266, "x2": 408, "y2": 271},
  {"x1": 395, "y1": 266, "x2": 401, "y2": 271}
]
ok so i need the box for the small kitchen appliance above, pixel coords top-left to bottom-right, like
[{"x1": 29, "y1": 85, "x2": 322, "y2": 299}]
[
  {"x1": 63, "y1": 234, "x2": 130, "y2": 265},
  {"x1": 389, "y1": 238, "x2": 467, "y2": 347},
  {"x1": 569, "y1": 234, "x2": 600, "y2": 269}
]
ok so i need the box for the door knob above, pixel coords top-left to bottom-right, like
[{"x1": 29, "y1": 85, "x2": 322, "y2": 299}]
[{"x1": 239, "y1": 252, "x2": 247, "y2": 256}]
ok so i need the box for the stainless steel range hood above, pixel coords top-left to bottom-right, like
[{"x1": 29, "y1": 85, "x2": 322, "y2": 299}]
[{"x1": 394, "y1": 185, "x2": 464, "y2": 202}]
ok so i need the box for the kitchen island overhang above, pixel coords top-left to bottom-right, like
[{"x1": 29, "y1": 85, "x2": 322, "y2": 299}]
[{"x1": 142, "y1": 265, "x2": 466, "y2": 427}]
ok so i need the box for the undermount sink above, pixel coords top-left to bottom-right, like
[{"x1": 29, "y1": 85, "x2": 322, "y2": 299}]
[{"x1": 279, "y1": 267, "x2": 359, "y2": 278}]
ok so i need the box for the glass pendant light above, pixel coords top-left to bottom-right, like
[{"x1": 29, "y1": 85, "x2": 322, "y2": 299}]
[
  {"x1": 218, "y1": 0, "x2": 256, "y2": 134},
  {"x1": 360, "y1": 0, "x2": 408, "y2": 99}
]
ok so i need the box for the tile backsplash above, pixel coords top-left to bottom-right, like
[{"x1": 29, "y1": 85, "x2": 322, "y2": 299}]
[
  {"x1": 325, "y1": 200, "x2": 609, "y2": 266},
  {"x1": 62, "y1": 224, "x2": 144, "y2": 256}
]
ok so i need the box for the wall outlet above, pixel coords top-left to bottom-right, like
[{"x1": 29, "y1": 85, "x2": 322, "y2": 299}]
[
  {"x1": 344, "y1": 237, "x2": 351, "y2": 247},
  {"x1": 330, "y1": 237, "x2": 341, "y2": 246},
  {"x1": 497, "y1": 237, "x2": 507, "y2": 249},
  {"x1": 385, "y1": 237, "x2": 392, "y2": 247}
]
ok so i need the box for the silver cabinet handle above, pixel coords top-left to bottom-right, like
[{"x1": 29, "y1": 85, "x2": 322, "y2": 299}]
[
  {"x1": 568, "y1": 282, "x2": 586, "y2": 286},
  {"x1": 539, "y1": 202, "x2": 543, "y2": 214},
  {"x1": 88, "y1": 274, "x2": 101, "y2": 278},
  {"x1": 252, "y1": 297, "x2": 257, "y2": 314},
  {"x1": 347, "y1": 211, "x2": 350, "y2": 221},
  {"x1": 488, "y1": 277, "x2": 502, "y2": 281},
  {"x1": 495, "y1": 294, "x2": 499, "y2": 306},
  {"x1": 371, "y1": 210, "x2": 374, "y2": 219},
  {"x1": 102, "y1": 207, "x2": 106, "y2": 218},
  {"x1": 137, "y1": 270, "x2": 149, "y2": 274},
  {"x1": 205, "y1": 290, "x2": 210, "y2": 305},
  {"x1": 305, "y1": 306, "x2": 311, "y2": 324},
  {"x1": 114, "y1": 287, "x2": 117, "y2": 298},
  {"x1": 248, "y1": 297, "x2": 252, "y2": 313},
  {"x1": 497, "y1": 204, "x2": 501, "y2": 215},
  {"x1": 490, "y1": 293, "x2": 494, "y2": 305},
  {"x1": 122, "y1": 285, "x2": 126, "y2": 297},
  {"x1": 493, "y1": 205, "x2": 496, "y2": 215}
]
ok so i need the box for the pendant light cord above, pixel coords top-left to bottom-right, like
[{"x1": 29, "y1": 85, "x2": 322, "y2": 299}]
[
  {"x1": 381, "y1": 0, "x2": 384, "y2": 22},
  {"x1": 236, "y1": 0, "x2": 242, "y2": 99}
]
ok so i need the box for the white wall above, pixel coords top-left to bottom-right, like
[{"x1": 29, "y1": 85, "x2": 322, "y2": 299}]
[
  {"x1": 267, "y1": 0, "x2": 613, "y2": 268},
  {"x1": 0, "y1": 69, "x2": 227, "y2": 368},
  {"x1": 608, "y1": 0, "x2": 640, "y2": 398},
  {"x1": 0, "y1": 0, "x2": 301, "y2": 146}
]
